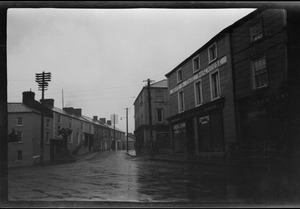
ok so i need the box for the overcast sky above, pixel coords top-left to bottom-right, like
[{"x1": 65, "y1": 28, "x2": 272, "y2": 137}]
[{"x1": 7, "y1": 8, "x2": 255, "y2": 133}]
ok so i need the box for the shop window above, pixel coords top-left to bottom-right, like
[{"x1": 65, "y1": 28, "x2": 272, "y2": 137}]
[{"x1": 252, "y1": 56, "x2": 268, "y2": 89}]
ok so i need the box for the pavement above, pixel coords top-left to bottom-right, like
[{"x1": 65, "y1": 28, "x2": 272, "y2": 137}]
[{"x1": 126, "y1": 149, "x2": 300, "y2": 169}]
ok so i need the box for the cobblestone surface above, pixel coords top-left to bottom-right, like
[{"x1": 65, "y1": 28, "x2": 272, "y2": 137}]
[{"x1": 7, "y1": 150, "x2": 300, "y2": 207}]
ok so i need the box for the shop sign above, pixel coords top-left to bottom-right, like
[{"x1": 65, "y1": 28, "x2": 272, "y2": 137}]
[
  {"x1": 170, "y1": 56, "x2": 227, "y2": 94},
  {"x1": 173, "y1": 122, "x2": 186, "y2": 134}
]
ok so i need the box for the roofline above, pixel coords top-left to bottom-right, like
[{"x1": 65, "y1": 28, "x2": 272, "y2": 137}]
[
  {"x1": 165, "y1": 8, "x2": 265, "y2": 78},
  {"x1": 133, "y1": 80, "x2": 168, "y2": 105}
]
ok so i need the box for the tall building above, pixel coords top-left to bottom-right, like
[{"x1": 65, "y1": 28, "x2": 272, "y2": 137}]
[{"x1": 134, "y1": 79, "x2": 171, "y2": 155}]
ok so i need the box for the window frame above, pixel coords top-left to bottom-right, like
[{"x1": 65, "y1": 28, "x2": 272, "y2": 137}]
[
  {"x1": 15, "y1": 131, "x2": 23, "y2": 143},
  {"x1": 155, "y1": 90, "x2": 163, "y2": 102},
  {"x1": 156, "y1": 108, "x2": 164, "y2": 123},
  {"x1": 210, "y1": 69, "x2": 221, "y2": 101},
  {"x1": 192, "y1": 55, "x2": 201, "y2": 73},
  {"x1": 208, "y1": 43, "x2": 217, "y2": 63},
  {"x1": 250, "y1": 19, "x2": 263, "y2": 42},
  {"x1": 178, "y1": 90, "x2": 185, "y2": 113},
  {"x1": 194, "y1": 79, "x2": 203, "y2": 106},
  {"x1": 251, "y1": 55, "x2": 268, "y2": 89},
  {"x1": 16, "y1": 117, "x2": 23, "y2": 126},
  {"x1": 16, "y1": 150, "x2": 23, "y2": 161},
  {"x1": 177, "y1": 68, "x2": 183, "y2": 83}
]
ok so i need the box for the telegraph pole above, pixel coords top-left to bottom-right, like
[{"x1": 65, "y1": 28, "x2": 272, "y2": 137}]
[
  {"x1": 114, "y1": 114, "x2": 116, "y2": 151},
  {"x1": 35, "y1": 71, "x2": 51, "y2": 165},
  {"x1": 143, "y1": 79, "x2": 155, "y2": 157},
  {"x1": 126, "y1": 108, "x2": 129, "y2": 152}
]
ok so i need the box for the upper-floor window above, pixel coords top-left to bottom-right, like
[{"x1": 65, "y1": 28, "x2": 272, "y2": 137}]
[
  {"x1": 16, "y1": 117, "x2": 23, "y2": 126},
  {"x1": 193, "y1": 55, "x2": 200, "y2": 73},
  {"x1": 58, "y1": 114, "x2": 62, "y2": 124},
  {"x1": 210, "y1": 70, "x2": 221, "y2": 100},
  {"x1": 252, "y1": 56, "x2": 268, "y2": 89},
  {"x1": 178, "y1": 90, "x2": 185, "y2": 113},
  {"x1": 140, "y1": 94, "x2": 143, "y2": 107},
  {"x1": 156, "y1": 109, "x2": 164, "y2": 123},
  {"x1": 155, "y1": 90, "x2": 163, "y2": 102},
  {"x1": 208, "y1": 43, "x2": 217, "y2": 63},
  {"x1": 81, "y1": 122, "x2": 83, "y2": 131},
  {"x1": 89, "y1": 125, "x2": 91, "y2": 132},
  {"x1": 46, "y1": 131, "x2": 50, "y2": 143},
  {"x1": 194, "y1": 80, "x2": 203, "y2": 106},
  {"x1": 250, "y1": 20, "x2": 263, "y2": 42},
  {"x1": 16, "y1": 131, "x2": 23, "y2": 142},
  {"x1": 46, "y1": 118, "x2": 50, "y2": 128},
  {"x1": 69, "y1": 119, "x2": 72, "y2": 129},
  {"x1": 177, "y1": 68, "x2": 183, "y2": 83}
]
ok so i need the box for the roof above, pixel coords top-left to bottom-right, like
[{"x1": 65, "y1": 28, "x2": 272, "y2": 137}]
[
  {"x1": 133, "y1": 79, "x2": 168, "y2": 105},
  {"x1": 165, "y1": 8, "x2": 262, "y2": 77},
  {"x1": 8, "y1": 103, "x2": 40, "y2": 114}
]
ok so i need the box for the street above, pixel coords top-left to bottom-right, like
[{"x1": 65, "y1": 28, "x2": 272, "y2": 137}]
[{"x1": 7, "y1": 150, "x2": 300, "y2": 207}]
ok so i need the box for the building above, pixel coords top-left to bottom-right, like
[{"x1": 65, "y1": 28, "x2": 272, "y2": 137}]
[
  {"x1": 230, "y1": 8, "x2": 300, "y2": 158},
  {"x1": 165, "y1": 26, "x2": 236, "y2": 156},
  {"x1": 105, "y1": 119, "x2": 126, "y2": 151},
  {"x1": 7, "y1": 91, "x2": 53, "y2": 167},
  {"x1": 165, "y1": 8, "x2": 300, "y2": 159},
  {"x1": 134, "y1": 79, "x2": 171, "y2": 156},
  {"x1": 123, "y1": 133, "x2": 135, "y2": 151}
]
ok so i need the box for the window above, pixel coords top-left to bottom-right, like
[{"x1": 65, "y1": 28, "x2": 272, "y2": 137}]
[
  {"x1": 155, "y1": 90, "x2": 163, "y2": 102},
  {"x1": 194, "y1": 80, "x2": 203, "y2": 106},
  {"x1": 16, "y1": 117, "x2": 23, "y2": 126},
  {"x1": 46, "y1": 131, "x2": 50, "y2": 143},
  {"x1": 46, "y1": 118, "x2": 50, "y2": 128},
  {"x1": 178, "y1": 90, "x2": 185, "y2": 113},
  {"x1": 69, "y1": 132, "x2": 73, "y2": 143},
  {"x1": 81, "y1": 122, "x2": 83, "y2": 131},
  {"x1": 177, "y1": 68, "x2": 183, "y2": 83},
  {"x1": 250, "y1": 20, "x2": 263, "y2": 42},
  {"x1": 193, "y1": 55, "x2": 200, "y2": 72},
  {"x1": 16, "y1": 131, "x2": 22, "y2": 142},
  {"x1": 210, "y1": 70, "x2": 220, "y2": 100},
  {"x1": 252, "y1": 56, "x2": 268, "y2": 89},
  {"x1": 58, "y1": 114, "x2": 62, "y2": 124},
  {"x1": 208, "y1": 43, "x2": 217, "y2": 63},
  {"x1": 140, "y1": 94, "x2": 143, "y2": 107},
  {"x1": 16, "y1": 150, "x2": 23, "y2": 161},
  {"x1": 69, "y1": 119, "x2": 72, "y2": 129},
  {"x1": 156, "y1": 109, "x2": 164, "y2": 123},
  {"x1": 89, "y1": 125, "x2": 91, "y2": 132}
]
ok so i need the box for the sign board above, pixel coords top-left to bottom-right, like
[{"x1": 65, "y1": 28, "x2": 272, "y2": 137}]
[{"x1": 170, "y1": 56, "x2": 227, "y2": 94}]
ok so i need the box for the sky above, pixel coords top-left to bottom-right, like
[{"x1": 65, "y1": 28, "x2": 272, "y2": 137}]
[{"x1": 7, "y1": 7, "x2": 256, "y2": 134}]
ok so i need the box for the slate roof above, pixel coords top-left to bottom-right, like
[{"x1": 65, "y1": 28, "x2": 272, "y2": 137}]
[{"x1": 8, "y1": 103, "x2": 40, "y2": 114}]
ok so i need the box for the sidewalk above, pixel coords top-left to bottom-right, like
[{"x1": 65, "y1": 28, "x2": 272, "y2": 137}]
[{"x1": 127, "y1": 151, "x2": 297, "y2": 169}]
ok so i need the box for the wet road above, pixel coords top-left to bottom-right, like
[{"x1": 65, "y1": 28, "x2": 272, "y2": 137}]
[{"x1": 8, "y1": 150, "x2": 300, "y2": 206}]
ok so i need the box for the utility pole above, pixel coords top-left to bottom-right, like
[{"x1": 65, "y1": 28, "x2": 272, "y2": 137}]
[
  {"x1": 35, "y1": 71, "x2": 51, "y2": 165},
  {"x1": 114, "y1": 114, "x2": 116, "y2": 151},
  {"x1": 143, "y1": 79, "x2": 155, "y2": 157},
  {"x1": 125, "y1": 108, "x2": 129, "y2": 152}
]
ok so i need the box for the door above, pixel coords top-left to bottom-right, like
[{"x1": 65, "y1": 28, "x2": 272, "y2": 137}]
[{"x1": 198, "y1": 116, "x2": 212, "y2": 152}]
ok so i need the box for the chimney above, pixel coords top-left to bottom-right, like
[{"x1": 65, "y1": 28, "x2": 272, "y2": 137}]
[
  {"x1": 100, "y1": 118, "x2": 106, "y2": 124},
  {"x1": 40, "y1": 99, "x2": 54, "y2": 107},
  {"x1": 22, "y1": 91, "x2": 35, "y2": 107},
  {"x1": 74, "y1": 108, "x2": 82, "y2": 116},
  {"x1": 107, "y1": 120, "x2": 111, "y2": 125},
  {"x1": 63, "y1": 107, "x2": 74, "y2": 115},
  {"x1": 93, "y1": 116, "x2": 98, "y2": 121}
]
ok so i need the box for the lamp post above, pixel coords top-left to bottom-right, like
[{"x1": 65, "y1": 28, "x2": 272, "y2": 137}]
[{"x1": 35, "y1": 71, "x2": 51, "y2": 165}]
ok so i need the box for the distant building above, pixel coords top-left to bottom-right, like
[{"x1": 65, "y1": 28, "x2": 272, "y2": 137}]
[
  {"x1": 123, "y1": 133, "x2": 135, "y2": 151},
  {"x1": 133, "y1": 79, "x2": 171, "y2": 156}
]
